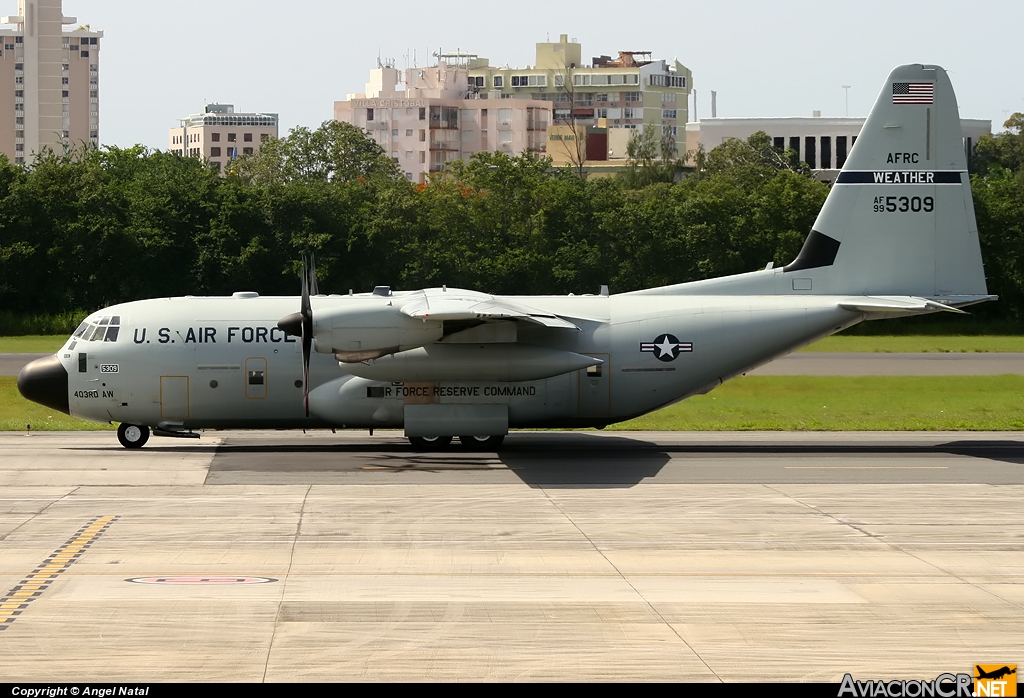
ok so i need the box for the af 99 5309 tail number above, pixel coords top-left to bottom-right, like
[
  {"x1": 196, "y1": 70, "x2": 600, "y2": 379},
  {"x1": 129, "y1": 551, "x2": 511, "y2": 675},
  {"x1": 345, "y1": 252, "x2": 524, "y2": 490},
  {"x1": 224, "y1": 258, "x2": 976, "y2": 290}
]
[{"x1": 873, "y1": 196, "x2": 934, "y2": 213}]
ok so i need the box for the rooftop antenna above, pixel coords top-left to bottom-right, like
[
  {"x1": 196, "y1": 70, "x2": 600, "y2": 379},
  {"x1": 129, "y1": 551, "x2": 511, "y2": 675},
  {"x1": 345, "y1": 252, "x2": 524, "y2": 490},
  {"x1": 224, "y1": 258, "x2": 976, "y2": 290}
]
[{"x1": 842, "y1": 85, "x2": 851, "y2": 116}]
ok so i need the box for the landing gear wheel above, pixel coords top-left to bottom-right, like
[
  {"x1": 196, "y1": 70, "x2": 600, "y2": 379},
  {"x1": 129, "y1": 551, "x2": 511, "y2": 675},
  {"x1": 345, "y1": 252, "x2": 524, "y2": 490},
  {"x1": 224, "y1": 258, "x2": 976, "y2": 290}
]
[
  {"x1": 408, "y1": 435, "x2": 453, "y2": 451},
  {"x1": 117, "y1": 423, "x2": 150, "y2": 449},
  {"x1": 459, "y1": 435, "x2": 505, "y2": 451}
]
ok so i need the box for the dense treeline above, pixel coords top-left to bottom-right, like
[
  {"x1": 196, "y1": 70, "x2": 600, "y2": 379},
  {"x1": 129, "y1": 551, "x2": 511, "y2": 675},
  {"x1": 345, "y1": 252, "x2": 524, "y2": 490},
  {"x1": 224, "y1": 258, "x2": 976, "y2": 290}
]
[{"x1": 0, "y1": 116, "x2": 1022, "y2": 333}]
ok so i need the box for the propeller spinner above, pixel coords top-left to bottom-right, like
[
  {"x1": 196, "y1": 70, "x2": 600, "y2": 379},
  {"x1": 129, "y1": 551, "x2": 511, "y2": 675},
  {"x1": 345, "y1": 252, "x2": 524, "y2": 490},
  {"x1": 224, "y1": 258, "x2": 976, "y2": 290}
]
[{"x1": 278, "y1": 253, "x2": 317, "y2": 417}]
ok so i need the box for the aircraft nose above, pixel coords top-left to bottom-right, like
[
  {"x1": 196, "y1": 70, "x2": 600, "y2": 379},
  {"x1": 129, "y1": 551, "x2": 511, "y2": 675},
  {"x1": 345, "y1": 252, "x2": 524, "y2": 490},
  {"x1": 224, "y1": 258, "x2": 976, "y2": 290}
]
[{"x1": 18, "y1": 355, "x2": 70, "y2": 414}]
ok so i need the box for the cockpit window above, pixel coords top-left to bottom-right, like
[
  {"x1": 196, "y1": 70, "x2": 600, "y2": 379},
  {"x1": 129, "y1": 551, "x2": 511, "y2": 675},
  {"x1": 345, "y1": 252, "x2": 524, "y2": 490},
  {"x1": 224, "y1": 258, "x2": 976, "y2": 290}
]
[{"x1": 79, "y1": 316, "x2": 122, "y2": 342}]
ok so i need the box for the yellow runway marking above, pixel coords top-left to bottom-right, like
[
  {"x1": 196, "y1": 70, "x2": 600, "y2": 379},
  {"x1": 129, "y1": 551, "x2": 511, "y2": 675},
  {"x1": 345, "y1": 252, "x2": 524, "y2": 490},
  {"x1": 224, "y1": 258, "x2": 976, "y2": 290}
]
[{"x1": 0, "y1": 515, "x2": 118, "y2": 632}]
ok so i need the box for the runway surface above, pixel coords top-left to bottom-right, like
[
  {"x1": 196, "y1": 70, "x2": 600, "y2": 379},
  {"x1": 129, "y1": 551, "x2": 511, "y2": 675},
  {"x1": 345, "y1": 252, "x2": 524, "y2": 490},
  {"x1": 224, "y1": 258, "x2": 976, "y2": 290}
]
[
  {"x1": 4, "y1": 351, "x2": 1024, "y2": 377},
  {"x1": 1, "y1": 430, "x2": 1022, "y2": 681}
]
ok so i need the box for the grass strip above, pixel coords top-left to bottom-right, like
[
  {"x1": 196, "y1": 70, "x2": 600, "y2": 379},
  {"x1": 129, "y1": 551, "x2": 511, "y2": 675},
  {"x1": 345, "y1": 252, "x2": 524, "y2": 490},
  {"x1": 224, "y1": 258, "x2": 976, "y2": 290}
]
[
  {"x1": 0, "y1": 335, "x2": 67, "y2": 353},
  {"x1": 800, "y1": 335, "x2": 1024, "y2": 353},
  {"x1": 610, "y1": 375, "x2": 1024, "y2": 431}
]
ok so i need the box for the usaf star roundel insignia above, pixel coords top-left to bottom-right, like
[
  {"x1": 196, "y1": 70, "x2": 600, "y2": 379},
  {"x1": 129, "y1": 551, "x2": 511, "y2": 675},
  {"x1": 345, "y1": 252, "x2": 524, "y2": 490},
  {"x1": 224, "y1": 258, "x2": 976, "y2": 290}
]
[{"x1": 640, "y1": 334, "x2": 693, "y2": 362}]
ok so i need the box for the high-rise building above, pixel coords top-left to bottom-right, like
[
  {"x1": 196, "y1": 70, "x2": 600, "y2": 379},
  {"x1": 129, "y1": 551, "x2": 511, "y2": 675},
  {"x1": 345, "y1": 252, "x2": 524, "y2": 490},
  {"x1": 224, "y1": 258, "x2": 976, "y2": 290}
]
[
  {"x1": 0, "y1": 0, "x2": 101, "y2": 164},
  {"x1": 168, "y1": 104, "x2": 279, "y2": 174}
]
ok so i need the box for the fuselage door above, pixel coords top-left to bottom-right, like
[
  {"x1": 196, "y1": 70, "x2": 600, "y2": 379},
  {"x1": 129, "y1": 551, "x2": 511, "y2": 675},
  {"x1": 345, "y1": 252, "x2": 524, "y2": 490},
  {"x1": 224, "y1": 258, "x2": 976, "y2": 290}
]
[
  {"x1": 245, "y1": 357, "x2": 268, "y2": 400},
  {"x1": 578, "y1": 352, "x2": 610, "y2": 417},
  {"x1": 160, "y1": 376, "x2": 190, "y2": 419}
]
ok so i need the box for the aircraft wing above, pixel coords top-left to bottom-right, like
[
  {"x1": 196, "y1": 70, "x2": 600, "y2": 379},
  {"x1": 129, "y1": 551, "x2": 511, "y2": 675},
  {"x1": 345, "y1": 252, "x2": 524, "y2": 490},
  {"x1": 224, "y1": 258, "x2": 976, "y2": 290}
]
[{"x1": 400, "y1": 290, "x2": 580, "y2": 329}]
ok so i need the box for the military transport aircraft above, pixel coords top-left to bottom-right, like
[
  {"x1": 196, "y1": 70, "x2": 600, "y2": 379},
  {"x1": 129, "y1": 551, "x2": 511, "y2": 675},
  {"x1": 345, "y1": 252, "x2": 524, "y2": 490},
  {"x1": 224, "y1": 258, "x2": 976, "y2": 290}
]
[{"x1": 18, "y1": 64, "x2": 994, "y2": 450}]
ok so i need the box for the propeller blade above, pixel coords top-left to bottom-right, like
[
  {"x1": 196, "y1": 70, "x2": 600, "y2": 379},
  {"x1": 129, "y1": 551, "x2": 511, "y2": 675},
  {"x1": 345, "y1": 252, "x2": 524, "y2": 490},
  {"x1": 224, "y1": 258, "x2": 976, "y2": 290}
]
[
  {"x1": 309, "y1": 252, "x2": 319, "y2": 297},
  {"x1": 300, "y1": 253, "x2": 313, "y2": 418}
]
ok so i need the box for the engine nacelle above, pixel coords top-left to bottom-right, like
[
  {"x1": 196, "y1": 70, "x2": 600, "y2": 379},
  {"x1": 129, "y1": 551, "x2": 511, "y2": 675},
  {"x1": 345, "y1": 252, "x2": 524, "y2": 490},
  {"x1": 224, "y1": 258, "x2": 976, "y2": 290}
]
[{"x1": 312, "y1": 300, "x2": 443, "y2": 359}]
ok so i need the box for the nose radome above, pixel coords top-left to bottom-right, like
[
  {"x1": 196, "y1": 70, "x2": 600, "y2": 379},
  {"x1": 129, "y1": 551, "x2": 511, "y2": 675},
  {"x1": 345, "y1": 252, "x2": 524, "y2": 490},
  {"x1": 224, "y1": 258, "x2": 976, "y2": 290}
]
[{"x1": 18, "y1": 355, "x2": 70, "y2": 414}]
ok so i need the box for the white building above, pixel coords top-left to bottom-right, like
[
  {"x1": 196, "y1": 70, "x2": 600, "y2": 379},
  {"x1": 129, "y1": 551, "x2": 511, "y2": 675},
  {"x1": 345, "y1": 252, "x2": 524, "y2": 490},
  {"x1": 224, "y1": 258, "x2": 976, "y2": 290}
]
[
  {"x1": 685, "y1": 115, "x2": 991, "y2": 176},
  {"x1": 169, "y1": 104, "x2": 279, "y2": 174}
]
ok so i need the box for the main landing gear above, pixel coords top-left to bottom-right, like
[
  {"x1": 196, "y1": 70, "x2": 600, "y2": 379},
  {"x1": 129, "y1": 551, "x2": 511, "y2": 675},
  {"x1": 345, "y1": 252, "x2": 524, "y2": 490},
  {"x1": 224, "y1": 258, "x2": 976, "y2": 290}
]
[
  {"x1": 407, "y1": 435, "x2": 505, "y2": 451},
  {"x1": 117, "y1": 423, "x2": 150, "y2": 449}
]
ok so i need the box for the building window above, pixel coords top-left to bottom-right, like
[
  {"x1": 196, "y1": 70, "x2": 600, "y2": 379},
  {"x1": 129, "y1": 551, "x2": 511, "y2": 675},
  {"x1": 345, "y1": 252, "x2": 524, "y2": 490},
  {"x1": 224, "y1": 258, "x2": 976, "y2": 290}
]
[
  {"x1": 596, "y1": 108, "x2": 607, "y2": 119},
  {"x1": 804, "y1": 136, "x2": 817, "y2": 169},
  {"x1": 511, "y1": 75, "x2": 546, "y2": 87},
  {"x1": 227, "y1": 147, "x2": 236, "y2": 157},
  {"x1": 211, "y1": 147, "x2": 221, "y2": 156},
  {"x1": 493, "y1": 76, "x2": 503, "y2": 88},
  {"x1": 14, "y1": 63, "x2": 22, "y2": 70},
  {"x1": 836, "y1": 136, "x2": 848, "y2": 168},
  {"x1": 662, "y1": 109, "x2": 677, "y2": 120},
  {"x1": 243, "y1": 147, "x2": 253, "y2": 155},
  {"x1": 15, "y1": 36, "x2": 22, "y2": 44},
  {"x1": 61, "y1": 77, "x2": 68, "y2": 84},
  {"x1": 821, "y1": 136, "x2": 832, "y2": 169},
  {"x1": 419, "y1": 151, "x2": 425, "y2": 163},
  {"x1": 243, "y1": 133, "x2": 252, "y2": 142},
  {"x1": 391, "y1": 129, "x2": 398, "y2": 138},
  {"x1": 469, "y1": 76, "x2": 484, "y2": 87},
  {"x1": 622, "y1": 108, "x2": 636, "y2": 119},
  {"x1": 90, "y1": 90, "x2": 97, "y2": 98},
  {"x1": 4, "y1": 44, "x2": 12, "y2": 50},
  {"x1": 596, "y1": 93, "x2": 609, "y2": 103},
  {"x1": 70, "y1": 44, "x2": 79, "y2": 50},
  {"x1": 419, "y1": 129, "x2": 425, "y2": 141},
  {"x1": 15, "y1": 77, "x2": 22, "y2": 84},
  {"x1": 15, "y1": 90, "x2": 22, "y2": 98},
  {"x1": 624, "y1": 92, "x2": 641, "y2": 103},
  {"x1": 89, "y1": 64, "x2": 97, "y2": 72},
  {"x1": 62, "y1": 90, "x2": 69, "y2": 98},
  {"x1": 419, "y1": 107, "x2": 425, "y2": 120},
  {"x1": 261, "y1": 133, "x2": 269, "y2": 142},
  {"x1": 15, "y1": 116, "x2": 23, "y2": 124},
  {"x1": 366, "y1": 108, "x2": 374, "y2": 121},
  {"x1": 80, "y1": 50, "x2": 88, "y2": 57},
  {"x1": 405, "y1": 150, "x2": 412, "y2": 159},
  {"x1": 406, "y1": 129, "x2": 413, "y2": 137},
  {"x1": 227, "y1": 133, "x2": 236, "y2": 142}
]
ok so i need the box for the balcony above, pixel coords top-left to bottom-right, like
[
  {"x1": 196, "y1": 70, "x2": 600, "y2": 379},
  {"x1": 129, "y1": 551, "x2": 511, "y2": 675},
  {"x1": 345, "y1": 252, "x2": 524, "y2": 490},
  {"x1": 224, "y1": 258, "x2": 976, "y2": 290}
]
[{"x1": 429, "y1": 141, "x2": 459, "y2": 151}]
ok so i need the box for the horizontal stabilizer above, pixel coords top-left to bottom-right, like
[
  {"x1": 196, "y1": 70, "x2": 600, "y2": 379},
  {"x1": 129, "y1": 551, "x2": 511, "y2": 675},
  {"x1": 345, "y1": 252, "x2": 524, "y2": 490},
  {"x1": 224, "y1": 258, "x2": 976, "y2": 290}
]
[{"x1": 838, "y1": 296, "x2": 967, "y2": 314}]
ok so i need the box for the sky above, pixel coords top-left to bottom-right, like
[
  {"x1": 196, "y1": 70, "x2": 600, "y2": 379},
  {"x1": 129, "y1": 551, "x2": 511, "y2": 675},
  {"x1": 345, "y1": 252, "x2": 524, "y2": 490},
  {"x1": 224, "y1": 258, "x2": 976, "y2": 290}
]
[{"x1": 60, "y1": 0, "x2": 1024, "y2": 149}]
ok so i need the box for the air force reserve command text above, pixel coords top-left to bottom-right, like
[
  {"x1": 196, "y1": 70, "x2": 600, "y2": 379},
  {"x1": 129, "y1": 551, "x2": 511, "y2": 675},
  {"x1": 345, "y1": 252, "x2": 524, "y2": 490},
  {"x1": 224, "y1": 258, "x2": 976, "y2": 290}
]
[{"x1": 11, "y1": 688, "x2": 150, "y2": 697}]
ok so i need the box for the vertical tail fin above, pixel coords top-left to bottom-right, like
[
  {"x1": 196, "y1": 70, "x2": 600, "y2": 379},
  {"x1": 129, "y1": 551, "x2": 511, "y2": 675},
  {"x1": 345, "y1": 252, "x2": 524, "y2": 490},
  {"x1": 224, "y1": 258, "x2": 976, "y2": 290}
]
[{"x1": 786, "y1": 64, "x2": 989, "y2": 301}]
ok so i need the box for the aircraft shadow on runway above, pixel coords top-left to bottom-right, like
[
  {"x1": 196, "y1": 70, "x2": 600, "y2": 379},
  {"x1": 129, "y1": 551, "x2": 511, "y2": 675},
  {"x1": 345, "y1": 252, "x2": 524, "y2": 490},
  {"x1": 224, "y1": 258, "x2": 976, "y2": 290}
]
[{"x1": 63, "y1": 432, "x2": 1024, "y2": 489}]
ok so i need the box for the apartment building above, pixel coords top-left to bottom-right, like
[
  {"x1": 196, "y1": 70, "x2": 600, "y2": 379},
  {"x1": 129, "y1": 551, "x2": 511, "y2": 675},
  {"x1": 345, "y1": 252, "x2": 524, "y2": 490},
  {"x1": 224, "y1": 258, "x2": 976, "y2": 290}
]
[
  {"x1": 168, "y1": 104, "x2": 279, "y2": 174},
  {"x1": 468, "y1": 35, "x2": 692, "y2": 166},
  {"x1": 334, "y1": 58, "x2": 550, "y2": 183},
  {"x1": 0, "y1": 0, "x2": 101, "y2": 164}
]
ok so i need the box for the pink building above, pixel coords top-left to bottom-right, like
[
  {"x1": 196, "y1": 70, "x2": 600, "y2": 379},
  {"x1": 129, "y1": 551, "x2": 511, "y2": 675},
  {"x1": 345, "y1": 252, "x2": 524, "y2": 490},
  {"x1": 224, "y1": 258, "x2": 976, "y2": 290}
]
[{"x1": 334, "y1": 59, "x2": 549, "y2": 184}]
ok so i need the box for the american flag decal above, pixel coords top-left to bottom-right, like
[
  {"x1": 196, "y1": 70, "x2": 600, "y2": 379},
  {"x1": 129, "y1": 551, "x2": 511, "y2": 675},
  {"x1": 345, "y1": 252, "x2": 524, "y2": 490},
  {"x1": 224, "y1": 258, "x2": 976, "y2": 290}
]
[{"x1": 892, "y1": 82, "x2": 934, "y2": 105}]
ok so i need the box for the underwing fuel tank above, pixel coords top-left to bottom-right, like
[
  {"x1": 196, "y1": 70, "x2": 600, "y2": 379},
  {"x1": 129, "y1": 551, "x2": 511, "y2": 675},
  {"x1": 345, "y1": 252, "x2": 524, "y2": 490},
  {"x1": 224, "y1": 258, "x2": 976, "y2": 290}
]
[{"x1": 343, "y1": 343, "x2": 602, "y2": 382}]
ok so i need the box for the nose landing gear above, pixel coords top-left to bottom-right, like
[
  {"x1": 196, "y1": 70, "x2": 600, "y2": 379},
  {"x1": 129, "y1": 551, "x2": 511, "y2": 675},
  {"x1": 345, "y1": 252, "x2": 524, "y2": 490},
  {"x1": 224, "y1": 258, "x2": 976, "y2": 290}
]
[{"x1": 117, "y1": 423, "x2": 150, "y2": 449}]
